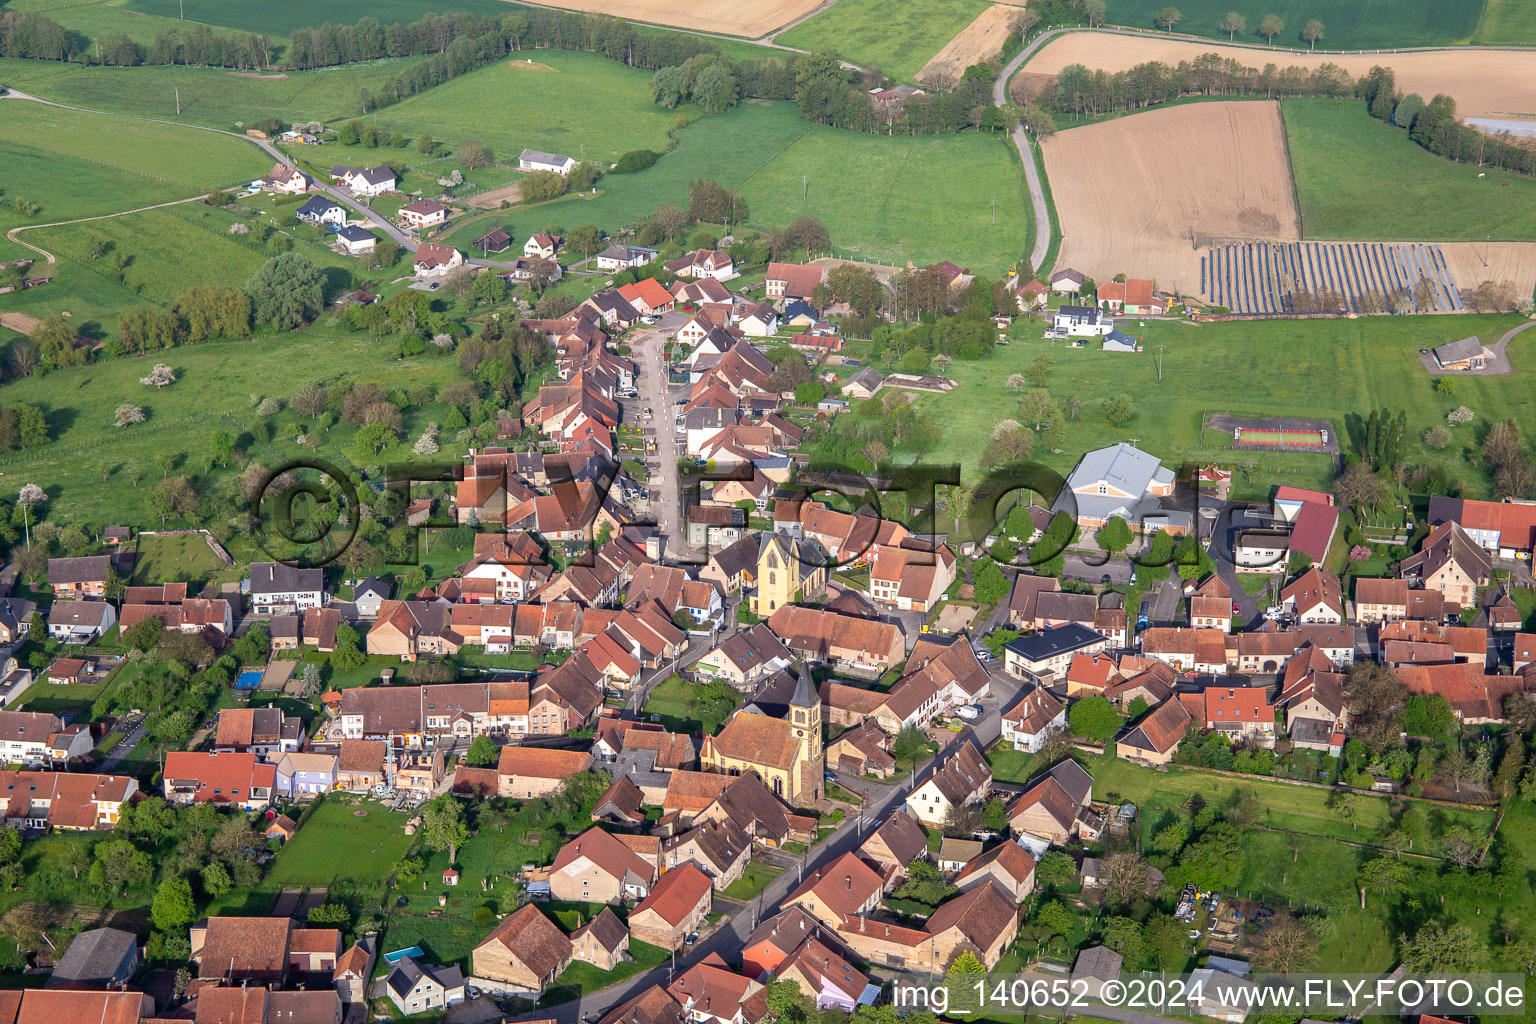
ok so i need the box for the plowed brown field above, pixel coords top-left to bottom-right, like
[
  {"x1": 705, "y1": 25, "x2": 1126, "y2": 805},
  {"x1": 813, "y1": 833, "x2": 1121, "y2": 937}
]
[
  {"x1": 1041, "y1": 100, "x2": 1298, "y2": 285},
  {"x1": 918, "y1": 5, "x2": 1022, "y2": 85},
  {"x1": 524, "y1": 0, "x2": 826, "y2": 38},
  {"x1": 1023, "y1": 34, "x2": 1536, "y2": 120}
]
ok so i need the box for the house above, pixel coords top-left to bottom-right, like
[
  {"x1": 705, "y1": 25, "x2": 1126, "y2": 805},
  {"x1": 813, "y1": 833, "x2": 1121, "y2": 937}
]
[
  {"x1": 596, "y1": 244, "x2": 657, "y2": 271},
  {"x1": 297, "y1": 196, "x2": 346, "y2": 227},
  {"x1": 162, "y1": 751, "x2": 275, "y2": 810},
  {"x1": 192, "y1": 915, "x2": 294, "y2": 983},
  {"x1": 630, "y1": 863, "x2": 713, "y2": 951},
  {"x1": 260, "y1": 163, "x2": 309, "y2": 194},
  {"x1": 1205, "y1": 686, "x2": 1275, "y2": 738},
  {"x1": 937, "y1": 837, "x2": 982, "y2": 874},
  {"x1": 1008, "y1": 759, "x2": 1092, "y2": 845},
  {"x1": 1116, "y1": 697, "x2": 1192, "y2": 764},
  {"x1": 46, "y1": 601, "x2": 116, "y2": 643},
  {"x1": 1049, "y1": 267, "x2": 1086, "y2": 293},
  {"x1": 353, "y1": 577, "x2": 390, "y2": 618},
  {"x1": 834, "y1": 880, "x2": 1018, "y2": 970},
  {"x1": 249, "y1": 562, "x2": 325, "y2": 613},
  {"x1": 859, "y1": 810, "x2": 929, "y2": 873},
  {"x1": 765, "y1": 605, "x2": 905, "y2": 676},
  {"x1": 1072, "y1": 945, "x2": 1123, "y2": 999},
  {"x1": 618, "y1": 277, "x2": 674, "y2": 316},
  {"x1": 496, "y1": 745, "x2": 590, "y2": 799},
  {"x1": 464, "y1": 226, "x2": 513, "y2": 255},
  {"x1": 1140, "y1": 627, "x2": 1229, "y2": 675},
  {"x1": 774, "y1": 936, "x2": 873, "y2": 1012},
  {"x1": 736, "y1": 303, "x2": 780, "y2": 338},
  {"x1": 841, "y1": 368, "x2": 885, "y2": 400},
  {"x1": 869, "y1": 543, "x2": 957, "y2": 613},
  {"x1": 473, "y1": 904, "x2": 573, "y2": 997},
  {"x1": 1281, "y1": 567, "x2": 1344, "y2": 624},
  {"x1": 332, "y1": 163, "x2": 396, "y2": 195},
  {"x1": 1401, "y1": 521, "x2": 1491, "y2": 609},
  {"x1": 385, "y1": 957, "x2": 465, "y2": 1016},
  {"x1": 399, "y1": 198, "x2": 449, "y2": 231},
  {"x1": 694, "y1": 624, "x2": 793, "y2": 689},
  {"x1": 1427, "y1": 495, "x2": 1536, "y2": 559},
  {"x1": 1000, "y1": 686, "x2": 1067, "y2": 753},
  {"x1": 524, "y1": 232, "x2": 563, "y2": 260},
  {"x1": 274, "y1": 752, "x2": 338, "y2": 799},
  {"x1": 0, "y1": 598, "x2": 35, "y2": 647},
  {"x1": 0, "y1": 770, "x2": 138, "y2": 830},
  {"x1": 519, "y1": 149, "x2": 577, "y2": 174},
  {"x1": 743, "y1": 907, "x2": 855, "y2": 981},
  {"x1": 47, "y1": 556, "x2": 110, "y2": 599},
  {"x1": 1013, "y1": 278, "x2": 1048, "y2": 310},
  {"x1": 1003, "y1": 624, "x2": 1109, "y2": 681},
  {"x1": 44, "y1": 659, "x2": 82, "y2": 686},
  {"x1": 1053, "y1": 305, "x2": 1113, "y2": 337},
  {"x1": 697, "y1": 535, "x2": 760, "y2": 597},
  {"x1": 550, "y1": 826, "x2": 657, "y2": 904},
  {"x1": 954, "y1": 840, "x2": 1036, "y2": 902},
  {"x1": 1007, "y1": 574, "x2": 1060, "y2": 628},
  {"x1": 905, "y1": 742, "x2": 989, "y2": 827},
  {"x1": 765, "y1": 263, "x2": 824, "y2": 303},
  {"x1": 570, "y1": 907, "x2": 630, "y2": 971},
  {"x1": 1096, "y1": 278, "x2": 1165, "y2": 315},
  {"x1": 1051, "y1": 443, "x2": 1190, "y2": 534},
  {"x1": 785, "y1": 851, "x2": 886, "y2": 927},
  {"x1": 413, "y1": 242, "x2": 463, "y2": 278},
  {"x1": 1433, "y1": 336, "x2": 1487, "y2": 370},
  {"x1": 335, "y1": 225, "x2": 377, "y2": 255},
  {"x1": 667, "y1": 249, "x2": 735, "y2": 281},
  {"x1": 213, "y1": 707, "x2": 303, "y2": 756},
  {"x1": 686, "y1": 505, "x2": 746, "y2": 549},
  {"x1": 266, "y1": 813, "x2": 297, "y2": 841},
  {"x1": 826, "y1": 719, "x2": 896, "y2": 778},
  {"x1": 664, "y1": 818, "x2": 752, "y2": 890},
  {"x1": 47, "y1": 927, "x2": 138, "y2": 990}
]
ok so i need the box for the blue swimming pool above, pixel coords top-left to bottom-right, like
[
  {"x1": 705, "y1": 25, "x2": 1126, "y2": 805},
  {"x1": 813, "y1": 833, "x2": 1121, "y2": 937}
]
[{"x1": 234, "y1": 670, "x2": 263, "y2": 689}]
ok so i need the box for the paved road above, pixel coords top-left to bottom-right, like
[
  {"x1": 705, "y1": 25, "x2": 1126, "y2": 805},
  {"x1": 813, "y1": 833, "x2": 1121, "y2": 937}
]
[{"x1": 631, "y1": 327, "x2": 683, "y2": 550}]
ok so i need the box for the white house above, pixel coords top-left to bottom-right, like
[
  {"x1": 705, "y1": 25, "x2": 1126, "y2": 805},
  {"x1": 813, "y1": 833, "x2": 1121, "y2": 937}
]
[
  {"x1": 333, "y1": 164, "x2": 397, "y2": 196},
  {"x1": 248, "y1": 562, "x2": 325, "y2": 614},
  {"x1": 413, "y1": 242, "x2": 464, "y2": 278},
  {"x1": 335, "y1": 226, "x2": 377, "y2": 255},
  {"x1": 259, "y1": 163, "x2": 309, "y2": 194},
  {"x1": 296, "y1": 196, "x2": 347, "y2": 227},
  {"x1": 524, "y1": 233, "x2": 562, "y2": 260},
  {"x1": 1053, "y1": 305, "x2": 1113, "y2": 337},
  {"x1": 1049, "y1": 267, "x2": 1085, "y2": 294},
  {"x1": 47, "y1": 601, "x2": 116, "y2": 643},
  {"x1": 667, "y1": 249, "x2": 735, "y2": 280},
  {"x1": 1000, "y1": 686, "x2": 1067, "y2": 753},
  {"x1": 904, "y1": 743, "x2": 990, "y2": 828},
  {"x1": 399, "y1": 199, "x2": 448, "y2": 231},
  {"x1": 385, "y1": 958, "x2": 466, "y2": 1016},
  {"x1": 594, "y1": 245, "x2": 656, "y2": 271},
  {"x1": 735, "y1": 304, "x2": 779, "y2": 338},
  {"x1": 519, "y1": 149, "x2": 577, "y2": 174}
]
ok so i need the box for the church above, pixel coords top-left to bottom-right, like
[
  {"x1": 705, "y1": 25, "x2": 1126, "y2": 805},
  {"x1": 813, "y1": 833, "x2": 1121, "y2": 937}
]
[
  {"x1": 752, "y1": 531, "x2": 828, "y2": 617},
  {"x1": 701, "y1": 662, "x2": 825, "y2": 805}
]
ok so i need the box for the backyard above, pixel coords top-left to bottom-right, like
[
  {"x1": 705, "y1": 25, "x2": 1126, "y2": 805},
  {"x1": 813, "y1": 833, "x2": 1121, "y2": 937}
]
[
  {"x1": 264, "y1": 797, "x2": 416, "y2": 888},
  {"x1": 641, "y1": 675, "x2": 741, "y2": 735},
  {"x1": 130, "y1": 532, "x2": 227, "y2": 584}
]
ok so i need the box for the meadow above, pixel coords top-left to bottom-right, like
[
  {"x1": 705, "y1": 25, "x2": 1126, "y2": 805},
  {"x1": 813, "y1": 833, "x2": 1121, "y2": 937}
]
[
  {"x1": 896, "y1": 312, "x2": 1530, "y2": 493},
  {"x1": 370, "y1": 51, "x2": 683, "y2": 169},
  {"x1": 122, "y1": 0, "x2": 515, "y2": 37},
  {"x1": 775, "y1": 0, "x2": 991, "y2": 83},
  {"x1": 0, "y1": 330, "x2": 465, "y2": 523},
  {"x1": 0, "y1": 55, "x2": 428, "y2": 128},
  {"x1": 1108, "y1": 0, "x2": 1483, "y2": 49},
  {"x1": 17, "y1": 0, "x2": 251, "y2": 45},
  {"x1": 1283, "y1": 98, "x2": 1536, "y2": 241},
  {"x1": 131, "y1": 531, "x2": 228, "y2": 583},
  {"x1": 1476, "y1": 0, "x2": 1536, "y2": 43}
]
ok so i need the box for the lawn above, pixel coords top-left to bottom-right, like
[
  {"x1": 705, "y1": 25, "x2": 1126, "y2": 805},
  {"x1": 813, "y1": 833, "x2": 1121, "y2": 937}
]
[
  {"x1": 371, "y1": 51, "x2": 683, "y2": 170},
  {"x1": 720, "y1": 860, "x2": 783, "y2": 900},
  {"x1": 1283, "y1": 98, "x2": 1536, "y2": 241},
  {"x1": 985, "y1": 741, "x2": 1038, "y2": 784},
  {"x1": 1476, "y1": 0, "x2": 1536, "y2": 43},
  {"x1": 897, "y1": 312, "x2": 1530, "y2": 496},
  {"x1": 131, "y1": 532, "x2": 227, "y2": 583},
  {"x1": 775, "y1": 0, "x2": 990, "y2": 83},
  {"x1": 641, "y1": 675, "x2": 740, "y2": 735},
  {"x1": 1092, "y1": 753, "x2": 1496, "y2": 847},
  {"x1": 1109, "y1": 0, "x2": 1482, "y2": 49},
  {"x1": 540, "y1": 938, "x2": 669, "y2": 1005},
  {"x1": 0, "y1": 330, "x2": 463, "y2": 524},
  {"x1": 266, "y1": 796, "x2": 416, "y2": 887},
  {"x1": 0, "y1": 55, "x2": 428, "y2": 128}
]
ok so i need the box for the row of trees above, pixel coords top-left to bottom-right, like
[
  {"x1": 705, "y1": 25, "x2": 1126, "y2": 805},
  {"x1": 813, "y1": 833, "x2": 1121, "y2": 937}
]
[
  {"x1": 1038, "y1": 52, "x2": 1354, "y2": 118},
  {"x1": 1364, "y1": 66, "x2": 1536, "y2": 179}
]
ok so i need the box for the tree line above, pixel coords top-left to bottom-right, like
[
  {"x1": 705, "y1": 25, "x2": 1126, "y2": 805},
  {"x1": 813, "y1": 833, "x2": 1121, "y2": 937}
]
[
  {"x1": 1362, "y1": 66, "x2": 1536, "y2": 178},
  {"x1": 1036, "y1": 51, "x2": 1355, "y2": 118},
  {"x1": 0, "y1": 9, "x2": 273, "y2": 69}
]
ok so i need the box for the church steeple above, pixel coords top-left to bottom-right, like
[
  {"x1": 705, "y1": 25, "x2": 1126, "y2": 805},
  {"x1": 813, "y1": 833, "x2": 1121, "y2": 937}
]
[
  {"x1": 789, "y1": 660, "x2": 823, "y2": 802},
  {"x1": 791, "y1": 659, "x2": 817, "y2": 709}
]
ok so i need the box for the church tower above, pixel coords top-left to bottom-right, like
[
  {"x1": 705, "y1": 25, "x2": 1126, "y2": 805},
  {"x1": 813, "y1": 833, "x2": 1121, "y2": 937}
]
[{"x1": 790, "y1": 660, "x2": 825, "y2": 802}]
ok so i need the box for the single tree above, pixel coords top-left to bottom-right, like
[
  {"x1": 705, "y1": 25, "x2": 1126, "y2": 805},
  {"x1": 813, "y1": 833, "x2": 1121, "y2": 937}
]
[
  {"x1": 457, "y1": 139, "x2": 490, "y2": 170},
  {"x1": 1155, "y1": 6, "x2": 1181, "y2": 31},
  {"x1": 151, "y1": 876, "x2": 196, "y2": 932},
  {"x1": 1300, "y1": 18, "x2": 1324, "y2": 49},
  {"x1": 419, "y1": 795, "x2": 470, "y2": 864},
  {"x1": 1220, "y1": 11, "x2": 1246, "y2": 39},
  {"x1": 1084, "y1": 0, "x2": 1106, "y2": 26},
  {"x1": 1253, "y1": 917, "x2": 1318, "y2": 971},
  {"x1": 1259, "y1": 13, "x2": 1284, "y2": 42}
]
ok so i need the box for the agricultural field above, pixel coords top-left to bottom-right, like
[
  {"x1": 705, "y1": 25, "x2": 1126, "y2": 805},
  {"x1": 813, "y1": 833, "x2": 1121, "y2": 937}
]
[
  {"x1": 917, "y1": 5, "x2": 1025, "y2": 85},
  {"x1": 1102, "y1": 0, "x2": 1482, "y2": 50},
  {"x1": 1041, "y1": 100, "x2": 1298, "y2": 283},
  {"x1": 1283, "y1": 98, "x2": 1536, "y2": 241},
  {"x1": 371, "y1": 53, "x2": 681, "y2": 172},
  {"x1": 0, "y1": 100, "x2": 269, "y2": 262},
  {"x1": 1020, "y1": 32, "x2": 1536, "y2": 121},
  {"x1": 896, "y1": 312, "x2": 1531, "y2": 491},
  {"x1": 776, "y1": 0, "x2": 992, "y2": 83},
  {"x1": 1476, "y1": 0, "x2": 1536, "y2": 43},
  {"x1": 122, "y1": 0, "x2": 514, "y2": 36},
  {"x1": 12, "y1": 0, "x2": 249, "y2": 46},
  {"x1": 0, "y1": 56, "x2": 427, "y2": 128},
  {"x1": 0, "y1": 330, "x2": 464, "y2": 523}
]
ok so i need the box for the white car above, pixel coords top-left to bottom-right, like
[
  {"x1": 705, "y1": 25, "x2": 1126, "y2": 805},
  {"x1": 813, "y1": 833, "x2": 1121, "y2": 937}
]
[{"x1": 956, "y1": 704, "x2": 982, "y2": 721}]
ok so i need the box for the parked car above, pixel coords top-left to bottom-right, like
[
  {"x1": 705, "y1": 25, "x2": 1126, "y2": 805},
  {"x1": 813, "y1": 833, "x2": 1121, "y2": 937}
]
[{"x1": 956, "y1": 704, "x2": 982, "y2": 721}]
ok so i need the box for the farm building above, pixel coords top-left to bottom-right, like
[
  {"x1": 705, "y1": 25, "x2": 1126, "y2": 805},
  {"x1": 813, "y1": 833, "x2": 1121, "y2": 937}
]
[
  {"x1": 519, "y1": 149, "x2": 577, "y2": 174},
  {"x1": 1433, "y1": 336, "x2": 1487, "y2": 370},
  {"x1": 471, "y1": 227, "x2": 512, "y2": 254}
]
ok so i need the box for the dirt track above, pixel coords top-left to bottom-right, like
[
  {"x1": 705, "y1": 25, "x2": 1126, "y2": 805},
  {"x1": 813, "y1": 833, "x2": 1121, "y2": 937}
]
[
  {"x1": 1023, "y1": 34, "x2": 1536, "y2": 120},
  {"x1": 918, "y1": 5, "x2": 1021, "y2": 85},
  {"x1": 0, "y1": 313, "x2": 40, "y2": 335},
  {"x1": 465, "y1": 182, "x2": 523, "y2": 210},
  {"x1": 1042, "y1": 100, "x2": 1298, "y2": 285}
]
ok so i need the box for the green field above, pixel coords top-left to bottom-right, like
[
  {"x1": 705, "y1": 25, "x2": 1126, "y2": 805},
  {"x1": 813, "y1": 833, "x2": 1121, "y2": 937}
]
[
  {"x1": 1476, "y1": 0, "x2": 1536, "y2": 42},
  {"x1": 1283, "y1": 98, "x2": 1536, "y2": 240},
  {"x1": 372, "y1": 51, "x2": 682, "y2": 169},
  {"x1": 0, "y1": 55, "x2": 427, "y2": 127},
  {"x1": 123, "y1": 0, "x2": 514, "y2": 36},
  {"x1": 131, "y1": 531, "x2": 227, "y2": 583},
  {"x1": 903, "y1": 312, "x2": 1529, "y2": 492},
  {"x1": 16, "y1": 0, "x2": 254, "y2": 45},
  {"x1": 775, "y1": 0, "x2": 990, "y2": 83},
  {"x1": 1110, "y1": 0, "x2": 1483, "y2": 49},
  {"x1": 0, "y1": 330, "x2": 464, "y2": 523},
  {"x1": 0, "y1": 100, "x2": 269, "y2": 261},
  {"x1": 267, "y1": 797, "x2": 416, "y2": 886}
]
